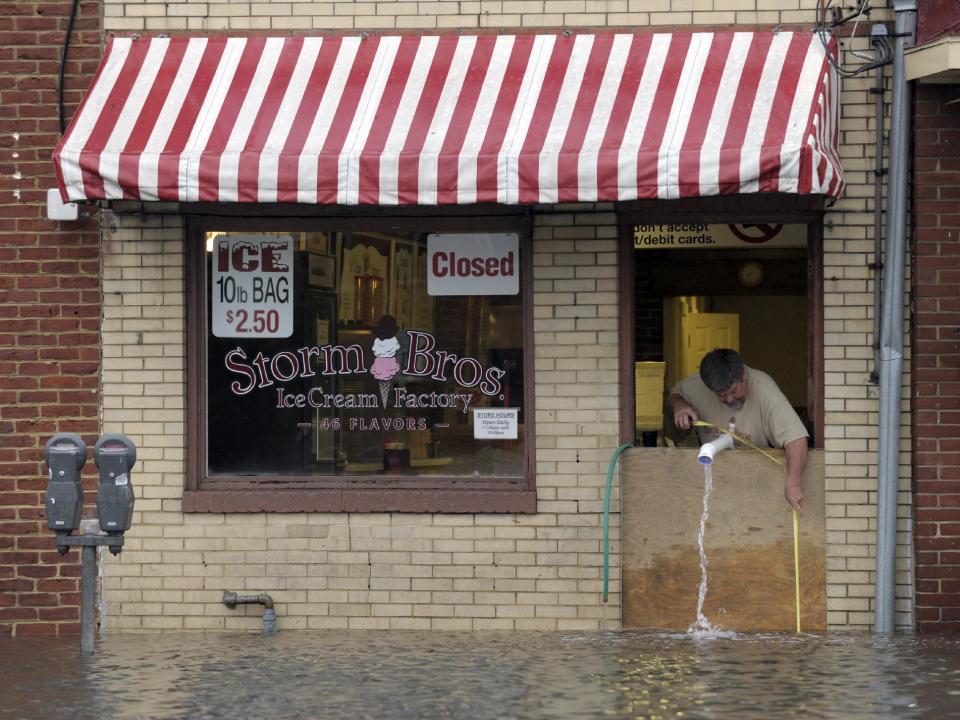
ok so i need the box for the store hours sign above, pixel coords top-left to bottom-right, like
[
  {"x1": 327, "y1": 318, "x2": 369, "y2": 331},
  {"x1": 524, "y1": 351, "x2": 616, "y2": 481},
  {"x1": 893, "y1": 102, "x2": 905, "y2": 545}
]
[{"x1": 212, "y1": 235, "x2": 293, "y2": 338}]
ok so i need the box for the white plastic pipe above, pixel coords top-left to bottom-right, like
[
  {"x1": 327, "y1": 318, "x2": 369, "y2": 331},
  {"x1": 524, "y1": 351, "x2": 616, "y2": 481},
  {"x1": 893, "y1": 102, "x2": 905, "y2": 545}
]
[{"x1": 698, "y1": 433, "x2": 734, "y2": 465}]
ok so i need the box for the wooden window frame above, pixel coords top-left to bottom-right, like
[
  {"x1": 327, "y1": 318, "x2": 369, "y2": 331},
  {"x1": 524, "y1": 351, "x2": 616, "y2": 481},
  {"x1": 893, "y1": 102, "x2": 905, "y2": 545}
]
[{"x1": 183, "y1": 206, "x2": 537, "y2": 513}]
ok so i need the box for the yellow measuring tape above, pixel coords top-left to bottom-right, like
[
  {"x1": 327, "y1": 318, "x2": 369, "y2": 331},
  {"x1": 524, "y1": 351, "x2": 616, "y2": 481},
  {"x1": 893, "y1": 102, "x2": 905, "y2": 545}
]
[{"x1": 694, "y1": 420, "x2": 802, "y2": 634}]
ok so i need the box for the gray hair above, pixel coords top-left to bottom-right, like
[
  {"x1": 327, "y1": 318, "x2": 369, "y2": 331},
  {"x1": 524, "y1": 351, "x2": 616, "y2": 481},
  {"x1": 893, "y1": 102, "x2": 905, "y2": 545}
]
[{"x1": 699, "y1": 349, "x2": 744, "y2": 393}]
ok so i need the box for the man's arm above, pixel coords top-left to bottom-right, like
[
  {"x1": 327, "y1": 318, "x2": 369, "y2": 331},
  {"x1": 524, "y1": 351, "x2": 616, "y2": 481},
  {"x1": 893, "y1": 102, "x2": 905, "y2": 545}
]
[
  {"x1": 783, "y1": 437, "x2": 808, "y2": 513},
  {"x1": 666, "y1": 393, "x2": 699, "y2": 432}
]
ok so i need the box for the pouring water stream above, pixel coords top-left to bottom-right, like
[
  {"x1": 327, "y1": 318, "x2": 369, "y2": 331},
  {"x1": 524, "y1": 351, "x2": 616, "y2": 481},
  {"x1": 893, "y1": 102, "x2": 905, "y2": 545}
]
[
  {"x1": 687, "y1": 420, "x2": 800, "y2": 636},
  {"x1": 689, "y1": 463, "x2": 715, "y2": 634}
]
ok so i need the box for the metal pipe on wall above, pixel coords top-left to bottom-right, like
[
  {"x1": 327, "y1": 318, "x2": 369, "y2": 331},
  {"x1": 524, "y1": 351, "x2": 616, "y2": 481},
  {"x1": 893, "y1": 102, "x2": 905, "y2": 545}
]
[
  {"x1": 80, "y1": 546, "x2": 97, "y2": 654},
  {"x1": 875, "y1": 0, "x2": 916, "y2": 634},
  {"x1": 223, "y1": 591, "x2": 277, "y2": 634},
  {"x1": 870, "y1": 24, "x2": 889, "y2": 385}
]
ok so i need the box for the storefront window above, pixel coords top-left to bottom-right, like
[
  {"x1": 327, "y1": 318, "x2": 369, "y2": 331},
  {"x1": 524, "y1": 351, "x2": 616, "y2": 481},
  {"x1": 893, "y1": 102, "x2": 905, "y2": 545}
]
[{"x1": 186, "y1": 215, "x2": 534, "y2": 513}]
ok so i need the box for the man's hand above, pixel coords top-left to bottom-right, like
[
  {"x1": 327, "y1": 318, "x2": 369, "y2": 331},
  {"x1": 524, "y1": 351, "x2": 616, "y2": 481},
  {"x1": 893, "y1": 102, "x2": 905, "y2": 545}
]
[
  {"x1": 783, "y1": 437, "x2": 808, "y2": 514},
  {"x1": 671, "y1": 397, "x2": 699, "y2": 431},
  {"x1": 785, "y1": 480, "x2": 804, "y2": 514}
]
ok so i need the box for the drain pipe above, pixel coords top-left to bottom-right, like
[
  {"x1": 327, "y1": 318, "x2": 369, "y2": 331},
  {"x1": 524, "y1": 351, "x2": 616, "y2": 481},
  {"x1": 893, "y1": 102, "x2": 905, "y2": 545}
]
[
  {"x1": 869, "y1": 24, "x2": 889, "y2": 384},
  {"x1": 875, "y1": 0, "x2": 916, "y2": 634},
  {"x1": 223, "y1": 591, "x2": 277, "y2": 634}
]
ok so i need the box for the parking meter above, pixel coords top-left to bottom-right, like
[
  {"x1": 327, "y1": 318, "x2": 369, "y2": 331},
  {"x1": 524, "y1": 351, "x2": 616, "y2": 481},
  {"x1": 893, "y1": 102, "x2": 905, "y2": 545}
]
[
  {"x1": 93, "y1": 434, "x2": 136, "y2": 540},
  {"x1": 44, "y1": 433, "x2": 88, "y2": 549}
]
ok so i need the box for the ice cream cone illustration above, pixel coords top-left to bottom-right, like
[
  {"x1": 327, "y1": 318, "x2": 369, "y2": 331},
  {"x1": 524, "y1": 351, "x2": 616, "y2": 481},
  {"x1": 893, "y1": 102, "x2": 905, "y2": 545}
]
[
  {"x1": 378, "y1": 379, "x2": 392, "y2": 407},
  {"x1": 370, "y1": 315, "x2": 400, "y2": 407}
]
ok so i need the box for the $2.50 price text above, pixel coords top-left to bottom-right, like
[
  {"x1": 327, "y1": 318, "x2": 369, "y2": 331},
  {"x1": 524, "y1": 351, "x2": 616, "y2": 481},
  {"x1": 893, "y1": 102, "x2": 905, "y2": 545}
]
[{"x1": 222, "y1": 309, "x2": 281, "y2": 334}]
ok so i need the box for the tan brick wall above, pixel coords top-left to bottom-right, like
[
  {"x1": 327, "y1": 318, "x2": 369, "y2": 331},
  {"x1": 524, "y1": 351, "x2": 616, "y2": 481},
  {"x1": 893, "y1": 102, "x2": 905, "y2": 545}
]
[
  {"x1": 99, "y1": 206, "x2": 623, "y2": 631},
  {"x1": 822, "y1": 24, "x2": 913, "y2": 630},
  {"x1": 95, "y1": 0, "x2": 911, "y2": 630},
  {"x1": 104, "y1": 0, "x2": 876, "y2": 32}
]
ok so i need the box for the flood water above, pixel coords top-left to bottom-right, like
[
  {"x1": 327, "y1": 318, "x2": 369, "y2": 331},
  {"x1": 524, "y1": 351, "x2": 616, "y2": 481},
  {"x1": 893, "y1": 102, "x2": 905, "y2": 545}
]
[{"x1": 2, "y1": 630, "x2": 960, "y2": 719}]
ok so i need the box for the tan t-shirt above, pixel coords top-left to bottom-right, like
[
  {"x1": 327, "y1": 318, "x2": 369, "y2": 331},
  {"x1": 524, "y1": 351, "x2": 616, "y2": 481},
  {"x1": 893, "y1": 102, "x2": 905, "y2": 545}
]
[{"x1": 671, "y1": 365, "x2": 808, "y2": 448}]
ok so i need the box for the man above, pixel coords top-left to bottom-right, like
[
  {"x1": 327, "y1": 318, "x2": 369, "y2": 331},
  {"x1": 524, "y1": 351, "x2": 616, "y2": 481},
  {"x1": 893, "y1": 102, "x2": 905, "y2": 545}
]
[{"x1": 665, "y1": 348, "x2": 808, "y2": 513}]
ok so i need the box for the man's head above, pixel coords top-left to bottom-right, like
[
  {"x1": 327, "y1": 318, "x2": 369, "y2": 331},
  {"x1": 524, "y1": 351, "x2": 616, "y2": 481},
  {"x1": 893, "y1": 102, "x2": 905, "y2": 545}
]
[{"x1": 700, "y1": 348, "x2": 748, "y2": 409}]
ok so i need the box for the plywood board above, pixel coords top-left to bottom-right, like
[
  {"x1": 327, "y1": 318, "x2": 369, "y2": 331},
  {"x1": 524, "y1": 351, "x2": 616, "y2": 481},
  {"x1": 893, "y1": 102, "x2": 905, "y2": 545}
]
[{"x1": 622, "y1": 448, "x2": 826, "y2": 632}]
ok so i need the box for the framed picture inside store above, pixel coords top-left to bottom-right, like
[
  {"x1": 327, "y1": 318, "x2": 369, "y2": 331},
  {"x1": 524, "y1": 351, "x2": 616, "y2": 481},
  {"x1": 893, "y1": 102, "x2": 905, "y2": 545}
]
[
  {"x1": 388, "y1": 238, "x2": 415, "y2": 328},
  {"x1": 307, "y1": 253, "x2": 336, "y2": 289}
]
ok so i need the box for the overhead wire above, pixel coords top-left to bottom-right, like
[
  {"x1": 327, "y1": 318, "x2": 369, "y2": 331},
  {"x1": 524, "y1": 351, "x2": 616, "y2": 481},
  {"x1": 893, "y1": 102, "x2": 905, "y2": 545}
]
[
  {"x1": 58, "y1": 0, "x2": 82, "y2": 134},
  {"x1": 815, "y1": 0, "x2": 893, "y2": 77}
]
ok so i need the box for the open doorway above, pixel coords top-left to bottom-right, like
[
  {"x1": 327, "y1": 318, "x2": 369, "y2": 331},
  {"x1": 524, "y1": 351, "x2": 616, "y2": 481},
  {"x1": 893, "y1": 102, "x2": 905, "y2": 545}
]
[
  {"x1": 616, "y1": 210, "x2": 828, "y2": 631},
  {"x1": 619, "y1": 212, "x2": 823, "y2": 449}
]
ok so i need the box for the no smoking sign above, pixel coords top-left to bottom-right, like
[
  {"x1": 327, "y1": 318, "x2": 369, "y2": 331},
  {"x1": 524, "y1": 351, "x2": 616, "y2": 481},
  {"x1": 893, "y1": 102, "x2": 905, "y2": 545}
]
[{"x1": 727, "y1": 224, "x2": 784, "y2": 243}]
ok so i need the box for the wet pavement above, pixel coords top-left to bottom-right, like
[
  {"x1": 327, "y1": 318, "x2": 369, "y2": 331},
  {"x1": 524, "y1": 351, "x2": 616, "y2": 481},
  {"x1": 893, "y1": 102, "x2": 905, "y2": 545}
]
[{"x1": 2, "y1": 630, "x2": 960, "y2": 719}]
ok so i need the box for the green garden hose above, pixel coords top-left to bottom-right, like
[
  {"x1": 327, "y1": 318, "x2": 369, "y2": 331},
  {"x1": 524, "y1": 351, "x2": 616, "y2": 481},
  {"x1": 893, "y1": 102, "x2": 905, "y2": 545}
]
[{"x1": 602, "y1": 443, "x2": 634, "y2": 603}]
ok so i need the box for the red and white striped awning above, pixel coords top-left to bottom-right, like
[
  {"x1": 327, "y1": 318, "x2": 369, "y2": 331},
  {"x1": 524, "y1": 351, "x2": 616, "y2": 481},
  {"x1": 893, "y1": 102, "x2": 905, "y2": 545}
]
[{"x1": 54, "y1": 32, "x2": 843, "y2": 206}]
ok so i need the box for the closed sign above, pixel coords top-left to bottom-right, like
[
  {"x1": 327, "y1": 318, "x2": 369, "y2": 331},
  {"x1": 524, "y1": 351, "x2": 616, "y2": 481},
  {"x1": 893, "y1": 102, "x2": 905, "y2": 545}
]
[{"x1": 427, "y1": 233, "x2": 519, "y2": 296}]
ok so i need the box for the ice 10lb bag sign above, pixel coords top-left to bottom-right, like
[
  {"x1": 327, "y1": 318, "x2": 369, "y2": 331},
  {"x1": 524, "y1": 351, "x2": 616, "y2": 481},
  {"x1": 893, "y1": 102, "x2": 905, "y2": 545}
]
[{"x1": 212, "y1": 235, "x2": 293, "y2": 338}]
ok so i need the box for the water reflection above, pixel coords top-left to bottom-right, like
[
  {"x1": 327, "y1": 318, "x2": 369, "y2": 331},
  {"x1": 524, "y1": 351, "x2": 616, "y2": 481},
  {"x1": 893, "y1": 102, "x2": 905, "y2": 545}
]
[{"x1": 2, "y1": 631, "x2": 960, "y2": 719}]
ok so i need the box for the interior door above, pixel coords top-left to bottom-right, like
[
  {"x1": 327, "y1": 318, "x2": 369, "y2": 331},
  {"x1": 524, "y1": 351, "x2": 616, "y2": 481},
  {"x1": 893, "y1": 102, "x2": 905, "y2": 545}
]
[{"x1": 681, "y1": 313, "x2": 740, "y2": 378}]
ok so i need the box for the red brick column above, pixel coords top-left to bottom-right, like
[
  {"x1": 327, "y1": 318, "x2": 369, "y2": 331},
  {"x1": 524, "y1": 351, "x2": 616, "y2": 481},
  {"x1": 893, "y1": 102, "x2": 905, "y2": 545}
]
[
  {"x1": 912, "y1": 84, "x2": 960, "y2": 631},
  {"x1": 0, "y1": 1, "x2": 101, "y2": 636}
]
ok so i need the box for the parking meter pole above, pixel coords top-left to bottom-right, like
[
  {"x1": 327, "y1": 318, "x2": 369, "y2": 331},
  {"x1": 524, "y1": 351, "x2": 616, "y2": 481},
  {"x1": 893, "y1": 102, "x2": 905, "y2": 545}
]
[
  {"x1": 58, "y1": 535, "x2": 124, "y2": 654},
  {"x1": 81, "y1": 545, "x2": 96, "y2": 654}
]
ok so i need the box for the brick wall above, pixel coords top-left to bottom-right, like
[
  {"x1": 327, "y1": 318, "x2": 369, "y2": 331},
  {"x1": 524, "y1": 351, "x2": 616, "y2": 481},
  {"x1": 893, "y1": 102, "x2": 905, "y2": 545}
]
[
  {"x1": 85, "y1": 0, "x2": 910, "y2": 630},
  {"x1": 0, "y1": 1, "x2": 102, "y2": 636},
  {"x1": 916, "y1": 0, "x2": 960, "y2": 45},
  {"x1": 98, "y1": 206, "x2": 622, "y2": 631},
  {"x1": 912, "y1": 83, "x2": 960, "y2": 631},
  {"x1": 103, "y1": 0, "x2": 840, "y2": 33},
  {"x1": 819, "y1": 16, "x2": 915, "y2": 628}
]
